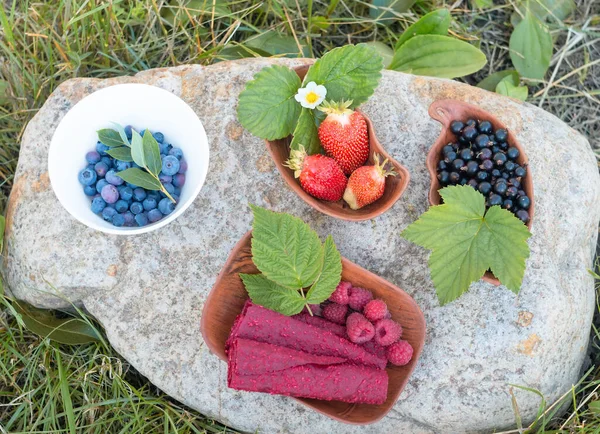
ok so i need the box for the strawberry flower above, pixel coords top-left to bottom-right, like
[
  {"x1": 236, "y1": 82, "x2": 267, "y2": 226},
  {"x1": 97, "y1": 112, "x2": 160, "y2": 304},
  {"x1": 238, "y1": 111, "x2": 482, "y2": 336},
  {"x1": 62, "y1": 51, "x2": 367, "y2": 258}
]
[{"x1": 294, "y1": 81, "x2": 327, "y2": 109}]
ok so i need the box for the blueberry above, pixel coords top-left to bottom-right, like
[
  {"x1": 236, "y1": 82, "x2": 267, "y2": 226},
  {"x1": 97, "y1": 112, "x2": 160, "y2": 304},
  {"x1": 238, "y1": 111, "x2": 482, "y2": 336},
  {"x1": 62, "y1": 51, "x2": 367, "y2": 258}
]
[
  {"x1": 168, "y1": 147, "x2": 183, "y2": 160},
  {"x1": 450, "y1": 121, "x2": 464, "y2": 135},
  {"x1": 474, "y1": 134, "x2": 490, "y2": 149},
  {"x1": 476, "y1": 171, "x2": 489, "y2": 181},
  {"x1": 161, "y1": 155, "x2": 180, "y2": 176},
  {"x1": 132, "y1": 188, "x2": 147, "y2": 202},
  {"x1": 115, "y1": 160, "x2": 131, "y2": 172},
  {"x1": 152, "y1": 132, "x2": 165, "y2": 143},
  {"x1": 94, "y1": 162, "x2": 109, "y2": 178},
  {"x1": 478, "y1": 182, "x2": 492, "y2": 195},
  {"x1": 466, "y1": 161, "x2": 479, "y2": 176},
  {"x1": 122, "y1": 211, "x2": 135, "y2": 227},
  {"x1": 487, "y1": 194, "x2": 502, "y2": 207},
  {"x1": 105, "y1": 170, "x2": 124, "y2": 186},
  {"x1": 163, "y1": 182, "x2": 175, "y2": 195},
  {"x1": 119, "y1": 186, "x2": 133, "y2": 201},
  {"x1": 135, "y1": 212, "x2": 149, "y2": 227},
  {"x1": 516, "y1": 210, "x2": 530, "y2": 224},
  {"x1": 86, "y1": 151, "x2": 101, "y2": 164},
  {"x1": 78, "y1": 168, "x2": 97, "y2": 186},
  {"x1": 147, "y1": 191, "x2": 161, "y2": 201},
  {"x1": 494, "y1": 152, "x2": 507, "y2": 166},
  {"x1": 444, "y1": 151, "x2": 457, "y2": 164},
  {"x1": 112, "y1": 213, "x2": 126, "y2": 227},
  {"x1": 442, "y1": 144, "x2": 454, "y2": 155},
  {"x1": 159, "y1": 142, "x2": 170, "y2": 155},
  {"x1": 148, "y1": 209, "x2": 163, "y2": 223},
  {"x1": 507, "y1": 147, "x2": 520, "y2": 160},
  {"x1": 173, "y1": 173, "x2": 185, "y2": 188},
  {"x1": 460, "y1": 148, "x2": 473, "y2": 161},
  {"x1": 171, "y1": 194, "x2": 179, "y2": 203},
  {"x1": 126, "y1": 182, "x2": 138, "y2": 189},
  {"x1": 91, "y1": 197, "x2": 107, "y2": 214},
  {"x1": 84, "y1": 185, "x2": 96, "y2": 196},
  {"x1": 101, "y1": 156, "x2": 113, "y2": 168},
  {"x1": 495, "y1": 129, "x2": 508, "y2": 143},
  {"x1": 159, "y1": 173, "x2": 172, "y2": 184},
  {"x1": 449, "y1": 172, "x2": 461, "y2": 183},
  {"x1": 130, "y1": 201, "x2": 144, "y2": 215},
  {"x1": 515, "y1": 166, "x2": 527, "y2": 178},
  {"x1": 478, "y1": 120, "x2": 493, "y2": 134},
  {"x1": 494, "y1": 181, "x2": 508, "y2": 195},
  {"x1": 503, "y1": 199, "x2": 514, "y2": 210},
  {"x1": 438, "y1": 171, "x2": 449, "y2": 184},
  {"x1": 462, "y1": 126, "x2": 478, "y2": 142},
  {"x1": 173, "y1": 187, "x2": 181, "y2": 197},
  {"x1": 143, "y1": 197, "x2": 157, "y2": 211},
  {"x1": 124, "y1": 125, "x2": 133, "y2": 140},
  {"x1": 102, "y1": 207, "x2": 117, "y2": 222},
  {"x1": 115, "y1": 200, "x2": 129, "y2": 213},
  {"x1": 158, "y1": 198, "x2": 175, "y2": 215},
  {"x1": 481, "y1": 160, "x2": 494, "y2": 171},
  {"x1": 101, "y1": 184, "x2": 119, "y2": 204},
  {"x1": 96, "y1": 141, "x2": 110, "y2": 156},
  {"x1": 517, "y1": 195, "x2": 531, "y2": 210},
  {"x1": 96, "y1": 179, "x2": 109, "y2": 194},
  {"x1": 438, "y1": 160, "x2": 448, "y2": 171}
]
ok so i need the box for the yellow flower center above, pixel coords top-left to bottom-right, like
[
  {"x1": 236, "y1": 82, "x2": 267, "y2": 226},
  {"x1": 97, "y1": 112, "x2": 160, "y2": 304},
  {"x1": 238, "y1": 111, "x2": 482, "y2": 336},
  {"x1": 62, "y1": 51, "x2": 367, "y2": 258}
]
[{"x1": 305, "y1": 91, "x2": 319, "y2": 104}]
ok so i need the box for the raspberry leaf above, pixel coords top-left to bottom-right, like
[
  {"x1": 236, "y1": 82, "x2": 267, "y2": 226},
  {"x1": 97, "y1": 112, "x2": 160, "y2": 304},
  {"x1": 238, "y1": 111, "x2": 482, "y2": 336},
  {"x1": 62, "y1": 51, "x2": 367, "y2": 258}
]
[
  {"x1": 401, "y1": 185, "x2": 531, "y2": 305},
  {"x1": 142, "y1": 130, "x2": 162, "y2": 177},
  {"x1": 290, "y1": 108, "x2": 322, "y2": 155},
  {"x1": 105, "y1": 146, "x2": 133, "y2": 162},
  {"x1": 303, "y1": 44, "x2": 383, "y2": 108},
  {"x1": 306, "y1": 235, "x2": 342, "y2": 304},
  {"x1": 115, "y1": 168, "x2": 162, "y2": 191},
  {"x1": 237, "y1": 65, "x2": 302, "y2": 140},
  {"x1": 97, "y1": 128, "x2": 127, "y2": 148},
  {"x1": 240, "y1": 273, "x2": 306, "y2": 316},
  {"x1": 250, "y1": 205, "x2": 323, "y2": 290}
]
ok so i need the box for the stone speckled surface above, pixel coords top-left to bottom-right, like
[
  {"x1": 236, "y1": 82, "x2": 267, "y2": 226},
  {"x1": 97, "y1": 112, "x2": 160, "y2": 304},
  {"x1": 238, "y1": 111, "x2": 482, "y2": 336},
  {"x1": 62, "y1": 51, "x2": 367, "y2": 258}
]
[{"x1": 3, "y1": 58, "x2": 600, "y2": 433}]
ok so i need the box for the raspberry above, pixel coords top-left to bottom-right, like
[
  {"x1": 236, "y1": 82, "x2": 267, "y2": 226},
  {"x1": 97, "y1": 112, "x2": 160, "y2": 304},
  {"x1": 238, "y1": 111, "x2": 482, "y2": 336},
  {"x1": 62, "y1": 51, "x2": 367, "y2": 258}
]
[
  {"x1": 329, "y1": 281, "x2": 351, "y2": 304},
  {"x1": 363, "y1": 299, "x2": 388, "y2": 322},
  {"x1": 305, "y1": 304, "x2": 322, "y2": 316},
  {"x1": 348, "y1": 286, "x2": 373, "y2": 311},
  {"x1": 386, "y1": 340, "x2": 413, "y2": 366},
  {"x1": 374, "y1": 319, "x2": 402, "y2": 346},
  {"x1": 346, "y1": 312, "x2": 375, "y2": 344},
  {"x1": 322, "y1": 303, "x2": 348, "y2": 324}
]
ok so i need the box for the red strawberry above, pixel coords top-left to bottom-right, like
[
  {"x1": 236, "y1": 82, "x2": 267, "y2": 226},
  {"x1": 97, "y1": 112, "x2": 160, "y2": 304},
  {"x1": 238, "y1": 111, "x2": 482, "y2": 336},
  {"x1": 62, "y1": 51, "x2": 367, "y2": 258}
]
[
  {"x1": 285, "y1": 146, "x2": 347, "y2": 201},
  {"x1": 318, "y1": 100, "x2": 369, "y2": 175},
  {"x1": 343, "y1": 154, "x2": 396, "y2": 210}
]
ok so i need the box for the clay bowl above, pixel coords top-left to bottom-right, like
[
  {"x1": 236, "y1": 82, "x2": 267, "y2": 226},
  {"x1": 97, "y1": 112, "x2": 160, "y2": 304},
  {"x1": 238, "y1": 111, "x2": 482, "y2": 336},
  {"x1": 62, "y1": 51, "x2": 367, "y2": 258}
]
[
  {"x1": 265, "y1": 66, "x2": 410, "y2": 222},
  {"x1": 426, "y1": 99, "x2": 534, "y2": 286},
  {"x1": 201, "y1": 231, "x2": 426, "y2": 425}
]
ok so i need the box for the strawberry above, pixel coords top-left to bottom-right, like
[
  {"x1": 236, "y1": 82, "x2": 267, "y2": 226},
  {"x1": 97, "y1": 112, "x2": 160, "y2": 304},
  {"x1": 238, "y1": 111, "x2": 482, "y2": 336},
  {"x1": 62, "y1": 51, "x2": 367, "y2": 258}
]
[
  {"x1": 318, "y1": 100, "x2": 369, "y2": 175},
  {"x1": 285, "y1": 146, "x2": 347, "y2": 201},
  {"x1": 343, "y1": 154, "x2": 396, "y2": 210}
]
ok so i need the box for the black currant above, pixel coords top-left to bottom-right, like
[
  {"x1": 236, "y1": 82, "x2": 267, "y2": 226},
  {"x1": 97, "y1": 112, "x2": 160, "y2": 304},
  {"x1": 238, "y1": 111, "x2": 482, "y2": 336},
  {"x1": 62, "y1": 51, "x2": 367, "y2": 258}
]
[
  {"x1": 501, "y1": 172, "x2": 510, "y2": 180},
  {"x1": 442, "y1": 144, "x2": 454, "y2": 155},
  {"x1": 449, "y1": 172, "x2": 461, "y2": 183},
  {"x1": 488, "y1": 194, "x2": 503, "y2": 207},
  {"x1": 467, "y1": 179, "x2": 478, "y2": 189},
  {"x1": 494, "y1": 152, "x2": 507, "y2": 166},
  {"x1": 509, "y1": 177, "x2": 521, "y2": 188},
  {"x1": 438, "y1": 170, "x2": 449, "y2": 184},
  {"x1": 503, "y1": 199, "x2": 514, "y2": 210},
  {"x1": 474, "y1": 134, "x2": 490, "y2": 149},
  {"x1": 462, "y1": 126, "x2": 478, "y2": 142},
  {"x1": 517, "y1": 189, "x2": 526, "y2": 197},
  {"x1": 499, "y1": 142, "x2": 508, "y2": 151},
  {"x1": 466, "y1": 119, "x2": 477, "y2": 127},
  {"x1": 517, "y1": 195, "x2": 531, "y2": 210},
  {"x1": 491, "y1": 168, "x2": 501, "y2": 178},
  {"x1": 450, "y1": 121, "x2": 464, "y2": 135},
  {"x1": 452, "y1": 158, "x2": 465, "y2": 170},
  {"x1": 478, "y1": 148, "x2": 492, "y2": 160},
  {"x1": 507, "y1": 147, "x2": 520, "y2": 160},
  {"x1": 459, "y1": 177, "x2": 468, "y2": 186},
  {"x1": 481, "y1": 159, "x2": 494, "y2": 171},
  {"x1": 495, "y1": 129, "x2": 508, "y2": 143},
  {"x1": 476, "y1": 171, "x2": 490, "y2": 181},
  {"x1": 438, "y1": 160, "x2": 448, "y2": 171},
  {"x1": 506, "y1": 186, "x2": 518, "y2": 198},
  {"x1": 494, "y1": 181, "x2": 508, "y2": 195},
  {"x1": 466, "y1": 160, "x2": 479, "y2": 176},
  {"x1": 516, "y1": 210, "x2": 530, "y2": 224},
  {"x1": 515, "y1": 166, "x2": 527, "y2": 178},
  {"x1": 460, "y1": 148, "x2": 473, "y2": 161},
  {"x1": 492, "y1": 145, "x2": 501, "y2": 153},
  {"x1": 444, "y1": 151, "x2": 457, "y2": 163},
  {"x1": 478, "y1": 182, "x2": 492, "y2": 195},
  {"x1": 478, "y1": 120, "x2": 493, "y2": 134},
  {"x1": 504, "y1": 161, "x2": 516, "y2": 172}
]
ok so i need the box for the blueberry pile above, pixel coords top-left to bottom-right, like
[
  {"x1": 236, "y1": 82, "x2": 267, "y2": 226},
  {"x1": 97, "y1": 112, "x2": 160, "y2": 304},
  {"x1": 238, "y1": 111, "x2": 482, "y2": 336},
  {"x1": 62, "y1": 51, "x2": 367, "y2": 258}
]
[
  {"x1": 436, "y1": 118, "x2": 531, "y2": 224},
  {"x1": 77, "y1": 126, "x2": 187, "y2": 227}
]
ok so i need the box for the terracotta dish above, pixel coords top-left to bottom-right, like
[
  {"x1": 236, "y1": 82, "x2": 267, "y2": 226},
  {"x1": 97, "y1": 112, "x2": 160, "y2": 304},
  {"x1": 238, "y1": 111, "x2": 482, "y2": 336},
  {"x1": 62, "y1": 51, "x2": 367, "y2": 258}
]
[
  {"x1": 200, "y1": 231, "x2": 426, "y2": 424},
  {"x1": 426, "y1": 99, "x2": 534, "y2": 286},
  {"x1": 265, "y1": 65, "x2": 410, "y2": 221}
]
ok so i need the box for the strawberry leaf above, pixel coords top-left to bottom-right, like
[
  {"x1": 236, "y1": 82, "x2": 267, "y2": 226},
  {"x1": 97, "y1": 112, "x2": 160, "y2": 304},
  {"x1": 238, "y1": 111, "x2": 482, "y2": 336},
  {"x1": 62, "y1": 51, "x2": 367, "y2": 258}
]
[
  {"x1": 401, "y1": 185, "x2": 531, "y2": 305},
  {"x1": 240, "y1": 273, "x2": 306, "y2": 316},
  {"x1": 290, "y1": 108, "x2": 322, "y2": 155},
  {"x1": 306, "y1": 235, "x2": 342, "y2": 304}
]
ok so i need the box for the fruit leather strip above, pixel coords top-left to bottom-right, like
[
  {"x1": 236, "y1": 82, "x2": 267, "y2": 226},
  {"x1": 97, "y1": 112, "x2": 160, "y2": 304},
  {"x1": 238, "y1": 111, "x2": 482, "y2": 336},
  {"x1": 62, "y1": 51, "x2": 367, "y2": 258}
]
[
  {"x1": 292, "y1": 313, "x2": 346, "y2": 337},
  {"x1": 230, "y1": 302, "x2": 386, "y2": 369},
  {"x1": 230, "y1": 338, "x2": 346, "y2": 375},
  {"x1": 228, "y1": 362, "x2": 388, "y2": 404}
]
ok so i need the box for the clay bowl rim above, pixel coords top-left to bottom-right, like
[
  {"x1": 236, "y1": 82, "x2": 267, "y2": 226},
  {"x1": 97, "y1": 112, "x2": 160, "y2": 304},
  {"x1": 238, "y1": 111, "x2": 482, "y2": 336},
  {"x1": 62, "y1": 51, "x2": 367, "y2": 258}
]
[
  {"x1": 264, "y1": 66, "x2": 411, "y2": 222},
  {"x1": 200, "y1": 230, "x2": 427, "y2": 425},
  {"x1": 426, "y1": 99, "x2": 534, "y2": 286}
]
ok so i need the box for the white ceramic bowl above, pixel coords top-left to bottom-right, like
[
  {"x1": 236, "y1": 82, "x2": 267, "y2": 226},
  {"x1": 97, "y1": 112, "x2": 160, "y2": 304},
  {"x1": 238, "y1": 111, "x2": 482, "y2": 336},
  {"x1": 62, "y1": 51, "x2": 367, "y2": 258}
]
[{"x1": 48, "y1": 83, "x2": 209, "y2": 235}]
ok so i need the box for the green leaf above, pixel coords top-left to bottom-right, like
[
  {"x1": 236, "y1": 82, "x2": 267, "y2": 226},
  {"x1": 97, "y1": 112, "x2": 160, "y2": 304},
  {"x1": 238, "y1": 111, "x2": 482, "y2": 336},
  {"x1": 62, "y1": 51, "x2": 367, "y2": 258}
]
[
  {"x1": 240, "y1": 273, "x2": 306, "y2": 316},
  {"x1": 476, "y1": 69, "x2": 519, "y2": 91},
  {"x1": 215, "y1": 45, "x2": 272, "y2": 62},
  {"x1": 304, "y1": 44, "x2": 383, "y2": 108},
  {"x1": 142, "y1": 130, "x2": 163, "y2": 176},
  {"x1": 365, "y1": 41, "x2": 394, "y2": 68},
  {"x1": 250, "y1": 205, "x2": 323, "y2": 290},
  {"x1": 395, "y1": 9, "x2": 451, "y2": 50},
  {"x1": 496, "y1": 75, "x2": 529, "y2": 101},
  {"x1": 12, "y1": 301, "x2": 101, "y2": 344},
  {"x1": 245, "y1": 30, "x2": 309, "y2": 57},
  {"x1": 105, "y1": 146, "x2": 133, "y2": 162},
  {"x1": 97, "y1": 129, "x2": 127, "y2": 148},
  {"x1": 474, "y1": 0, "x2": 494, "y2": 7},
  {"x1": 237, "y1": 65, "x2": 302, "y2": 140},
  {"x1": 401, "y1": 185, "x2": 531, "y2": 305},
  {"x1": 111, "y1": 122, "x2": 130, "y2": 147},
  {"x1": 161, "y1": 0, "x2": 232, "y2": 26},
  {"x1": 509, "y1": 11, "x2": 553, "y2": 80},
  {"x1": 290, "y1": 108, "x2": 322, "y2": 155},
  {"x1": 389, "y1": 35, "x2": 487, "y2": 78},
  {"x1": 310, "y1": 16, "x2": 330, "y2": 33},
  {"x1": 513, "y1": 0, "x2": 575, "y2": 24},
  {"x1": 589, "y1": 400, "x2": 600, "y2": 415},
  {"x1": 369, "y1": 0, "x2": 416, "y2": 22},
  {"x1": 306, "y1": 236, "x2": 342, "y2": 304},
  {"x1": 116, "y1": 168, "x2": 162, "y2": 191},
  {"x1": 0, "y1": 80, "x2": 9, "y2": 105},
  {"x1": 130, "y1": 130, "x2": 145, "y2": 168}
]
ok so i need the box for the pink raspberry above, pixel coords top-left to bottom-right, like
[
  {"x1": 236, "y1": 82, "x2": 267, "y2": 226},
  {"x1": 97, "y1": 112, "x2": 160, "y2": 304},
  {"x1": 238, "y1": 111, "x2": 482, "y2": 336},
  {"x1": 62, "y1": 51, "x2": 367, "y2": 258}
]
[
  {"x1": 386, "y1": 340, "x2": 413, "y2": 366},
  {"x1": 346, "y1": 312, "x2": 375, "y2": 344},
  {"x1": 347, "y1": 286, "x2": 373, "y2": 311},
  {"x1": 374, "y1": 319, "x2": 402, "y2": 346},
  {"x1": 329, "y1": 281, "x2": 351, "y2": 305},
  {"x1": 322, "y1": 303, "x2": 348, "y2": 324},
  {"x1": 363, "y1": 299, "x2": 388, "y2": 322},
  {"x1": 305, "y1": 304, "x2": 322, "y2": 316}
]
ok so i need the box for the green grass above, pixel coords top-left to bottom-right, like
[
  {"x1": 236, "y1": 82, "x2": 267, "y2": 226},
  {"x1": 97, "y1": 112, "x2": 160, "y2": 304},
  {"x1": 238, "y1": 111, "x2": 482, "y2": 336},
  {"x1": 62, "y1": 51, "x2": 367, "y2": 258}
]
[{"x1": 0, "y1": 0, "x2": 599, "y2": 432}]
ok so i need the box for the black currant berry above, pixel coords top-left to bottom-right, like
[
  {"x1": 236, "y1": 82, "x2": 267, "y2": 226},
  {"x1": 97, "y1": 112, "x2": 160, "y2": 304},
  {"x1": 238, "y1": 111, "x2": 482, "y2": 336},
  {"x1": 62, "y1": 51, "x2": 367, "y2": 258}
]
[
  {"x1": 449, "y1": 172, "x2": 461, "y2": 183},
  {"x1": 495, "y1": 129, "x2": 508, "y2": 143},
  {"x1": 462, "y1": 126, "x2": 478, "y2": 142},
  {"x1": 442, "y1": 144, "x2": 454, "y2": 155},
  {"x1": 474, "y1": 134, "x2": 490, "y2": 149},
  {"x1": 459, "y1": 177, "x2": 468, "y2": 186},
  {"x1": 509, "y1": 177, "x2": 521, "y2": 188},
  {"x1": 517, "y1": 195, "x2": 531, "y2": 210},
  {"x1": 438, "y1": 171, "x2": 449, "y2": 184},
  {"x1": 466, "y1": 119, "x2": 477, "y2": 127},
  {"x1": 504, "y1": 161, "x2": 516, "y2": 172},
  {"x1": 492, "y1": 145, "x2": 501, "y2": 153},
  {"x1": 478, "y1": 182, "x2": 492, "y2": 195},
  {"x1": 444, "y1": 151, "x2": 457, "y2": 163},
  {"x1": 488, "y1": 194, "x2": 502, "y2": 206},
  {"x1": 494, "y1": 181, "x2": 508, "y2": 195},
  {"x1": 501, "y1": 172, "x2": 510, "y2": 180},
  {"x1": 499, "y1": 142, "x2": 508, "y2": 151},
  {"x1": 503, "y1": 199, "x2": 514, "y2": 210},
  {"x1": 507, "y1": 147, "x2": 520, "y2": 160},
  {"x1": 452, "y1": 158, "x2": 465, "y2": 170},
  {"x1": 478, "y1": 120, "x2": 493, "y2": 134},
  {"x1": 516, "y1": 210, "x2": 530, "y2": 224},
  {"x1": 491, "y1": 168, "x2": 501, "y2": 178},
  {"x1": 450, "y1": 121, "x2": 464, "y2": 135},
  {"x1": 506, "y1": 186, "x2": 518, "y2": 198},
  {"x1": 476, "y1": 171, "x2": 490, "y2": 181},
  {"x1": 515, "y1": 166, "x2": 527, "y2": 178},
  {"x1": 494, "y1": 152, "x2": 507, "y2": 166},
  {"x1": 466, "y1": 160, "x2": 479, "y2": 176},
  {"x1": 481, "y1": 159, "x2": 494, "y2": 171},
  {"x1": 467, "y1": 179, "x2": 478, "y2": 189},
  {"x1": 460, "y1": 148, "x2": 473, "y2": 161},
  {"x1": 438, "y1": 160, "x2": 448, "y2": 171},
  {"x1": 478, "y1": 148, "x2": 492, "y2": 160}
]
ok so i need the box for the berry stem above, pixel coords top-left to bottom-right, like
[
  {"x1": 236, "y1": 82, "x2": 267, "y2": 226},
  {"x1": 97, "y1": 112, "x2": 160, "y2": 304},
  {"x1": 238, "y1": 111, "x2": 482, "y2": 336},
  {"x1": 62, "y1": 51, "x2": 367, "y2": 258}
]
[{"x1": 150, "y1": 171, "x2": 177, "y2": 204}]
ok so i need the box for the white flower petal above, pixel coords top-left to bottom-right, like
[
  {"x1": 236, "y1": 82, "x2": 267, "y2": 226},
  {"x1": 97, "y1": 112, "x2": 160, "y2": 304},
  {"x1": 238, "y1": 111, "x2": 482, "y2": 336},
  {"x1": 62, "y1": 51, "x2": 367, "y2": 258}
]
[
  {"x1": 305, "y1": 81, "x2": 318, "y2": 91},
  {"x1": 315, "y1": 85, "x2": 327, "y2": 97}
]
